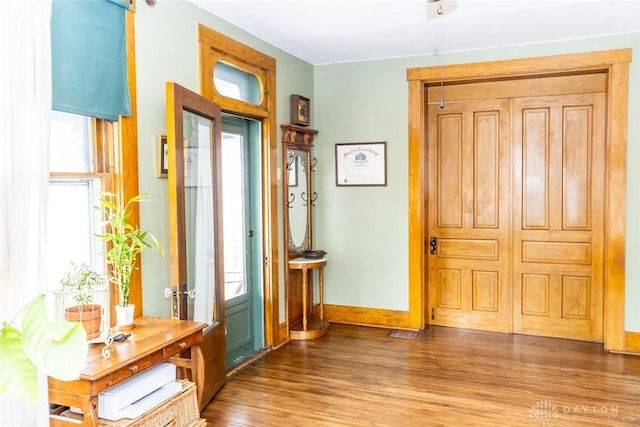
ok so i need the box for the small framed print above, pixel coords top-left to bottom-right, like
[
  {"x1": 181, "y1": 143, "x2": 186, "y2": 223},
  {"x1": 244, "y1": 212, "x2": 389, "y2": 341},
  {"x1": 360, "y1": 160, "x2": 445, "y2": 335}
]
[
  {"x1": 157, "y1": 135, "x2": 168, "y2": 178},
  {"x1": 335, "y1": 142, "x2": 387, "y2": 186},
  {"x1": 290, "y1": 94, "x2": 310, "y2": 126}
]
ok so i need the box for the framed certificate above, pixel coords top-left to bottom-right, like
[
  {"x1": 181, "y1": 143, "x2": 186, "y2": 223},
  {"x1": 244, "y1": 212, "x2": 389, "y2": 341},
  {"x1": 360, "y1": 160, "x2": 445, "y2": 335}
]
[{"x1": 335, "y1": 142, "x2": 387, "y2": 186}]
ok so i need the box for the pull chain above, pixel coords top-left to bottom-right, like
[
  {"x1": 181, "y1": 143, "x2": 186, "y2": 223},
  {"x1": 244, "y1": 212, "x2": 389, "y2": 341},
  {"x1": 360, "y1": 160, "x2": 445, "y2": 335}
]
[{"x1": 438, "y1": 2, "x2": 445, "y2": 109}]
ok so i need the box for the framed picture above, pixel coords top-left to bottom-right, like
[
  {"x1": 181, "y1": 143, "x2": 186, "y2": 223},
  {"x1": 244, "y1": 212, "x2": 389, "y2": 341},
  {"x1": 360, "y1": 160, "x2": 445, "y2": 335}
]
[
  {"x1": 157, "y1": 135, "x2": 168, "y2": 178},
  {"x1": 335, "y1": 142, "x2": 387, "y2": 186},
  {"x1": 290, "y1": 94, "x2": 310, "y2": 126}
]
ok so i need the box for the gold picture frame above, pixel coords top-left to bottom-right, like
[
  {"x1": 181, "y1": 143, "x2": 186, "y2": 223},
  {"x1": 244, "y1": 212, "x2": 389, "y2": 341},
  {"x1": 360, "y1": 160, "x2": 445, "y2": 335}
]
[{"x1": 290, "y1": 94, "x2": 310, "y2": 126}]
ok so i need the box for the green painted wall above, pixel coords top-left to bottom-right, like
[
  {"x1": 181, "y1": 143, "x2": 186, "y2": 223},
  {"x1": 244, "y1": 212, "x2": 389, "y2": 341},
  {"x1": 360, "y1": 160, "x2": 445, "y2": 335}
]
[
  {"x1": 134, "y1": 1, "x2": 640, "y2": 333},
  {"x1": 134, "y1": 1, "x2": 313, "y2": 321},
  {"x1": 314, "y1": 34, "x2": 640, "y2": 330}
]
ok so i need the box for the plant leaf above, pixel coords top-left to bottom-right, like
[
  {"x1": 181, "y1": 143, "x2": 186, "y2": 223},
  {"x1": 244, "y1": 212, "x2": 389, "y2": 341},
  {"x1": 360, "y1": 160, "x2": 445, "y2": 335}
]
[
  {"x1": 21, "y1": 295, "x2": 88, "y2": 381},
  {"x1": 0, "y1": 326, "x2": 39, "y2": 402}
]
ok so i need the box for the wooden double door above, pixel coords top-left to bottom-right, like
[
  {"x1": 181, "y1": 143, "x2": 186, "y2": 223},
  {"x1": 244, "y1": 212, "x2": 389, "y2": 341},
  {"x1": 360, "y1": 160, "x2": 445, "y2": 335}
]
[{"x1": 427, "y1": 74, "x2": 606, "y2": 341}]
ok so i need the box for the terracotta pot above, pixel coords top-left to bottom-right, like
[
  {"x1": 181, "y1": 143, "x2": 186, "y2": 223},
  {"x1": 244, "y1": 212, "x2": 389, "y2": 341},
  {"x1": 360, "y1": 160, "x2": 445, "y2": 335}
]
[{"x1": 64, "y1": 304, "x2": 102, "y2": 340}]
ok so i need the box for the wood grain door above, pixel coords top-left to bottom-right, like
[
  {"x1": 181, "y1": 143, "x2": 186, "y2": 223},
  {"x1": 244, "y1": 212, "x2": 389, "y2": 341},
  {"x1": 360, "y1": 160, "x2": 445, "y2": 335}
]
[
  {"x1": 427, "y1": 99, "x2": 511, "y2": 332},
  {"x1": 512, "y1": 93, "x2": 605, "y2": 341},
  {"x1": 166, "y1": 82, "x2": 226, "y2": 408}
]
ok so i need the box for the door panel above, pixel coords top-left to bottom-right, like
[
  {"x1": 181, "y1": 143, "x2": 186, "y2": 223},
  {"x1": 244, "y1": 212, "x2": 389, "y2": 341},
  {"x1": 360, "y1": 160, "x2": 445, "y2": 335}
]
[
  {"x1": 221, "y1": 127, "x2": 253, "y2": 366},
  {"x1": 166, "y1": 82, "x2": 226, "y2": 409},
  {"x1": 221, "y1": 116, "x2": 264, "y2": 368},
  {"x1": 512, "y1": 93, "x2": 605, "y2": 341},
  {"x1": 428, "y1": 99, "x2": 511, "y2": 332}
]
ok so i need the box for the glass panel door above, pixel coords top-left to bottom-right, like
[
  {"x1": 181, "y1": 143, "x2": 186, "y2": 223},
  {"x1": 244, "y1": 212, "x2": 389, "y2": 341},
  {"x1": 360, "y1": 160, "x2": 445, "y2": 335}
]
[
  {"x1": 166, "y1": 82, "x2": 226, "y2": 407},
  {"x1": 222, "y1": 131, "x2": 247, "y2": 302},
  {"x1": 183, "y1": 111, "x2": 217, "y2": 325},
  {"x1": 222, "y1": 115, "x2": 263, "y2": 367}
]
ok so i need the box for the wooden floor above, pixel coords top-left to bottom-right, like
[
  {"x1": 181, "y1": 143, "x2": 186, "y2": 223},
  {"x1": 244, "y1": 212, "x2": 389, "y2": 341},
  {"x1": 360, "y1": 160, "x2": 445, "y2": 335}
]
[{"x1": 202, "y1": 324, "x2": 640, "y2": 426}]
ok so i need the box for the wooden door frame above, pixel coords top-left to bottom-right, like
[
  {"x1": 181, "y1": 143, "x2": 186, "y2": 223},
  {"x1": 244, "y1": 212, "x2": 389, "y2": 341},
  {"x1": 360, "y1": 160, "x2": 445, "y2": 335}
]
[
  {"x1": 407, "y1": 49, "x2": 631, "y2": 351},
  {"x1": 198, "y1": 25, "x2": 281, "y2": 348}
]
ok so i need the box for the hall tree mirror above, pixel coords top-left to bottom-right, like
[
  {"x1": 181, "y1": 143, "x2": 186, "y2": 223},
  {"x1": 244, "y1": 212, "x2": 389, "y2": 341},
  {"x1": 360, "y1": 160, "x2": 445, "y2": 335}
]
[
  {"x1": 286, "y1": 147, "x2": 312, "y2": 254},
  {"x1": 166, "y1": 82, "x2": 226, "y2": 409},
  {"x1": 281, "y1": 124, "x2": 319, "y2": 335},
  {"x1": 282, "y1": 124, "x2": 319, "y2": 257}
]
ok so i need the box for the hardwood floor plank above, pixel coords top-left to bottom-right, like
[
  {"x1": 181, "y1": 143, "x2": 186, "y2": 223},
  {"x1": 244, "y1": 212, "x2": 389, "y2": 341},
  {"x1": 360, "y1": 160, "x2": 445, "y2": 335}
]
[{"x1": 202, "y1": 324, "x2": 640, "y2": 426}]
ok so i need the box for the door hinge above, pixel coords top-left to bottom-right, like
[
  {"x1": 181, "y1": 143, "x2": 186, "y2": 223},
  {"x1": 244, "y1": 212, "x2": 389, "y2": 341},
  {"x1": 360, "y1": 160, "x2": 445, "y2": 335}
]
[{"x1": 431, "y1": 307, "x2": 435, "y2": 320}]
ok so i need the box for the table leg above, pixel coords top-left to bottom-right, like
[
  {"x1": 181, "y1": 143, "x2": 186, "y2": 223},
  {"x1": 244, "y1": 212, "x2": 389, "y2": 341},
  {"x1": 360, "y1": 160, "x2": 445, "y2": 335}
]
[
  {"x1": 48, "y1": 394, "x2": 98, "y2": 426},
  {"x1": 302, "y1": 267, "x2": 308, "y2": 330},
  {"x1": 319, "y1": 266, "x2": 324, "y2": 322}
]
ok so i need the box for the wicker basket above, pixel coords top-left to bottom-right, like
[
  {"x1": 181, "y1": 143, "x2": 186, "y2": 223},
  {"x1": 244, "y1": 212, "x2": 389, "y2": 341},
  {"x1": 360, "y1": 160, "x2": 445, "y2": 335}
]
[{"x1": 60, "y1": 380, "x2": 204, "y2": 427}]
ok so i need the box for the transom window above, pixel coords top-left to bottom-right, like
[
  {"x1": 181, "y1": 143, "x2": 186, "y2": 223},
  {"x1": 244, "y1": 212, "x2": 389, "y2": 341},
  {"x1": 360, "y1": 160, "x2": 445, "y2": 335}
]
[{"x1": 213, "y1": 61, "x2": 262, "y2": 105}]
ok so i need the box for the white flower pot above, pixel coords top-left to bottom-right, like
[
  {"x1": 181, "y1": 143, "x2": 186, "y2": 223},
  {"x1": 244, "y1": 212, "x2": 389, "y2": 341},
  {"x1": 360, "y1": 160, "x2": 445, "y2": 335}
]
[{"x1": 115, "y1": 304, "x2": 135, "y2": 328}]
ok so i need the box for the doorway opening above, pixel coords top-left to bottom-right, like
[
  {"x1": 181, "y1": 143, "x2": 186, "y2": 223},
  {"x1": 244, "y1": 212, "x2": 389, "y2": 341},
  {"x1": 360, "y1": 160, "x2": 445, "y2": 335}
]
[
  {"x1": 198, "y1": 23, "x2": 281, "y2": 350},
  {"x1": 222, "y1": 114, "x2": 265, "y2": 368}
]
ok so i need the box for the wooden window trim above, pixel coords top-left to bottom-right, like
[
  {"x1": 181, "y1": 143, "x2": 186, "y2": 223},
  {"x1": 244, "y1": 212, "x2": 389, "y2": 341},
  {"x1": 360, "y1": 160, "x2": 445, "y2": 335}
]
[{"x1": 111, "y1": 9, "x2": 141, "y2": 319}]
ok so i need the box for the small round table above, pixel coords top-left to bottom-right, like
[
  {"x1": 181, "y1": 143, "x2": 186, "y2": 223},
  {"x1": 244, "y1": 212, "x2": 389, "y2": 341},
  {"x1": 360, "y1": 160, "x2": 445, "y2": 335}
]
[{"x1": 288, "y1": 255, "x2": 329, "y2": 340}]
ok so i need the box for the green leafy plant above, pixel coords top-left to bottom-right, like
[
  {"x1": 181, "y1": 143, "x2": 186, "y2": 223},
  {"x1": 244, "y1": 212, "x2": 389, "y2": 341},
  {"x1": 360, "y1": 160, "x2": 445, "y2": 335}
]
[
  {"x1": 96, "y1": 191, "x2": 162, "y2": 307},
  {"x1": 59, "y1": 261, "x2": 106, "y2": 307},
  {"x1": 58, "y1": 261, "x2": 106, "y2": 340},
  {"x1": 0, "y1": 295, "x2": 88, "y2": 402}
]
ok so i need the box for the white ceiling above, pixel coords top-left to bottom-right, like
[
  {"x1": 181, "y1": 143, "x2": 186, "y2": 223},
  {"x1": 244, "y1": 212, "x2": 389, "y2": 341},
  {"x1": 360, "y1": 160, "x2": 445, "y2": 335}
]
[{"x1": 190, "y1": 0, "x2": 640, "y2": 65}]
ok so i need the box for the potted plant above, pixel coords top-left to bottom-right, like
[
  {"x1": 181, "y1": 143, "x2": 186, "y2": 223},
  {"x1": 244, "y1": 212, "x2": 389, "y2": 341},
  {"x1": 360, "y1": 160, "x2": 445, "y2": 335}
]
[
  {"x1": 0, "y1": 294, "x2": 88, "y2": 403},
  {"x1": 59, "y1": 261, "x2": 107, "y2": 340},
  {"x1": 96, "y1": 191, "x2": 162, "y2": 328}
]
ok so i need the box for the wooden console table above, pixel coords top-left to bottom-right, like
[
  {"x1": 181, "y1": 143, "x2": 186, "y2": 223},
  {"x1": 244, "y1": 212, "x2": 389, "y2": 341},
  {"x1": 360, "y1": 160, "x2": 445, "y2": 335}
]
[
  {"x1": 48, "y1": 317, "x2": 206, "y2": 426},
  {"x1": 288, "y1": 255, "x2": 329, "y2": 340}
]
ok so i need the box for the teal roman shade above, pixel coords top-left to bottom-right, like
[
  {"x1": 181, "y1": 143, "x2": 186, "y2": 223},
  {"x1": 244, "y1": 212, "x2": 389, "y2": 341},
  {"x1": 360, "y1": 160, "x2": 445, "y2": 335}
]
[{"x1": 51, "y1": 0, "x2": 132, "y2": 121}]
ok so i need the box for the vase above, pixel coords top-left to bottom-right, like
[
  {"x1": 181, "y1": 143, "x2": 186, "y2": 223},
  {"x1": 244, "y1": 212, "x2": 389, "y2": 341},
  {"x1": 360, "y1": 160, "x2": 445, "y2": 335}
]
[
  {"x1": 115, "y1": 304, "x2": 135, "y2": 329},
  {"x1": 64, "y1": 304, "x2": 102, "y2": 340}
]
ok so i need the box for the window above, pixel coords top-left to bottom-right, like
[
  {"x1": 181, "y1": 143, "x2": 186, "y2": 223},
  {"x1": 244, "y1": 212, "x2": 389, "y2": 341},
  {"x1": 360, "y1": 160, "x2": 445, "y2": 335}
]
[
  {"x1": 47, "y1": 111, "x2": 111, "y2": 290},
  {"x1": 46, "y1": 8, "x2": 139, "y2": 309},
  {"x1": 213, "y1": 61, "x2": 262, "y2": 105}
]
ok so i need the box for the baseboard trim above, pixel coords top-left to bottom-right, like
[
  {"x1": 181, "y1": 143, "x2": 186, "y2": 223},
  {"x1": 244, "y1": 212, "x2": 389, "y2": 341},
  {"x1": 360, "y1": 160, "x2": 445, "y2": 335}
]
[
  {"x1": 275, "y1": 321, "x2": 289, "y2": 348},
  {"x1": 624, "y1": 332, "x2": 640, "y2": 354},
  {"x1": 324, "y1": 304, "x2": 416, "y2": 330}
]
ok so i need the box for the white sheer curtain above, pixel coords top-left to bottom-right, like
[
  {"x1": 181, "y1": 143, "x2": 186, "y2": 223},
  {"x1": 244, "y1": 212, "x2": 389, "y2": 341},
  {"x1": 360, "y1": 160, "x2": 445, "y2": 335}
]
[
  {"x1": 0, "y1": 0, "x2": 52, "y2": 425},
  {"x1": 190, "y1": 114, "x2": 215, "y2": 325}
]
